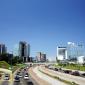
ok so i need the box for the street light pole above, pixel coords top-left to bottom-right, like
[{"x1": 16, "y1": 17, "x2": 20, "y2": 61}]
[
  {"x1": 10, "y1": 51, "x2": 13, "y2": 71},
  {"x1": 9, "y1": 51, "x2": 13, "y2": 85}
]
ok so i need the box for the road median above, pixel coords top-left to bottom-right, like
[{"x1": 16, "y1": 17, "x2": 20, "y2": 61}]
[
  {"x1": 38, "y1": 66, "x2": 79, "y2": 85},
  {"x1": 29, "y1": 67, "x2": 51, "y2": 85}
]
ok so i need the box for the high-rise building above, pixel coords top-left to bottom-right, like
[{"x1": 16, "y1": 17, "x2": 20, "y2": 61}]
[
  {"x1": 0, "y1": 44, "x2": 7, "y2": 54},
  {"x1": 27, "y1": 44, "x2": 30, "y2": 57},
  {"x1": 19, "y1": 41, "x2": 30, "y2": 62},
  {"x1": 67, "y1": 42, "x2": 85, "y2": 60},
  {"x1": 41, "y1": 53, "x2": 46, "y2": 62},
  {"x1": 36, "y1": 52, "x2": 46, "y2": 62},
  {"x1": 57, "y1": 47, "x2": 68, "y2": 60},
  {"x1": 36, "y1": 52, "x2": 41, "y2": 62}
]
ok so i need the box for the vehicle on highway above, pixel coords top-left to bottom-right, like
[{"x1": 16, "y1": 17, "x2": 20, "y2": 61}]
[
  {"x1": 25, "y1": 72, "x2": 29, "y2": 75},
  {"x1": 81, "y1": 73, "x2": 85, "y2": 77},
  {"x1": 0, "y1": 74, "x2": 2, "y2": 79},
  {"x1": 24, "y1": 75, "x2": 29, "y2": 79},
  {"x1": 54, "y1": 68, "x2": 58, "y2": 71},
  {"x1": 63, "y1": 70, "x2": 72, "y2": 74},
  {"x1": 4, "y1": 74, "x2": 10, "y2": 80},
  {"x1": 14, "y1": 76, "x2": 20, "y2": 82},
  {"x1": 17, "y1": 71, "x2": 20, "y2": 74},
  {"x1": 18, "y1": 74, "x2": 22, "y2": 78},
  {"x1": 70, "y1": 71, "x2": 80, "y2": 76},
  {"x1": 27, "y1": 80, "x2": 33, "y2": 85}
]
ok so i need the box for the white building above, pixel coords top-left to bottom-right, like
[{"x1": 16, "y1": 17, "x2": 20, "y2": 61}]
[
  {"x1": 57, "y1": 47, "x2": 68, "y2": 60},
  {"x1": 77, "y1": 56, "x2": 85, "y2": 64},
  {"x1": 36, "y1": 52, "x2": 46, "y2": 62}
]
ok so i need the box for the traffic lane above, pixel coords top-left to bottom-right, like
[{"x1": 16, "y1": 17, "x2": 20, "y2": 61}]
[
  {"x1": 22, "y1": 69, "x2": 38, "y2": 85},
  {"x1": 13, "y1": 78, "x2": 34, "y2": 85},
  {"x1": 29, "y1": 76, "x2": 38, "y2": 85},
  {"x1": 22, "y1": 71, "x2": 34, "y2": 85},
  {"x1": 13, "y1": 69, "x2": 37, "y2": 85},
  {"x1": 13, "y1": 82, "x2": 20, "y2": 85},
  {"x1": 19, "y1": 75, "x2": 34, "y2": 85},
  {"x1": 13, "y1": 74, "x2": 27, "y2": 85},
  {"x1": 1, "y1": 81, "x2": 9, "y2": 85}
]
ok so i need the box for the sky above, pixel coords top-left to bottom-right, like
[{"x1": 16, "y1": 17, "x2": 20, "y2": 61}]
[{"x1": 0, "y1": 0, "x2": 85, "y2": 60}]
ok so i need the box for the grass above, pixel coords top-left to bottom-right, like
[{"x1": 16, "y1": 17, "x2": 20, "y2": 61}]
[
  {"x1": 55, "y1": 64, "x2": 85, "y2": 71},
  {"x1": 12, "y1": 65, "x2": 19, "y2": 73},
  {"x1": 0, "y1": 61, "x2": 10, "y2": 69},
  {"x1": 12, "y1": 63, "x2": 26, "y2": 73},
  {"x1": 0, "y1": 61, "x2": 26, "y2": 73},
  {"x1": 39, "y1": 69, "x2": 79, "y2": 85}
]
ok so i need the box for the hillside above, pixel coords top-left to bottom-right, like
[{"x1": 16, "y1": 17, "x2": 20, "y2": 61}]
[{"x1": 0, "y1": 61, "x2": 10, "y2": 69}]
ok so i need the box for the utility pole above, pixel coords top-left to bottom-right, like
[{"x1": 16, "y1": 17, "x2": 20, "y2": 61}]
[{"x1": 10, "y1": 51, "x2": 13, "y2": 71}]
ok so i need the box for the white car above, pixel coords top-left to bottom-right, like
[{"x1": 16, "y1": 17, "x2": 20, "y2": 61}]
[
  {"x1": 24, "y1": 75, "x2": 29, "y2": 79},
  {"x1": 19, "y1": 74, "x2": 22, "y2": 78},
  {"x1": 4, "y1": 74, "x2": 10, "y2": 80}
]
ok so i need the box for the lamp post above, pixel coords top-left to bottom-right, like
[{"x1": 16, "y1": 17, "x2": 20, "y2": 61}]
[
  {"x1": 10, "y1": 51, "x2": 13, "y2": 71},
  {"x1": 10, "y1": 51, "x2": 13, "y2": 85}
]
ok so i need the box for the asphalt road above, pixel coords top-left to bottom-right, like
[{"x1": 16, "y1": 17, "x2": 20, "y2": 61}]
[
  {"x1": 1, "y1": 81, "x2": 9, "y2": 85},
  {"x1": 13, "y1": 68, "x2": 38, "y2": 85},
  {"x1": 1, "y1": 68, "x2": 38, "y2": 85}
]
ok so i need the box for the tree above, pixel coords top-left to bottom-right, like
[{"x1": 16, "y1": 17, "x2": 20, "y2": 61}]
[{"x1": 0, "y1": 53, "x2": 9, "y2": 63}]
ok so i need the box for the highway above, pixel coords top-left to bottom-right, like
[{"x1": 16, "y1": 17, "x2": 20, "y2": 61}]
[
  {"x1": 40, "y1": 65, "x2": 85, "y2": 85},
  {"x1": 33, "y1": 66, "x2": 66, "y2": 85},
  {"x1": 13, "y1": 69, "x2": 38, "y2": 85},
  {"x1": 1, "y1": 81, "x2": 9, "y2": 85},
  {"x1": 1, "y1": 68, "x2": 38, "y2": 85}
]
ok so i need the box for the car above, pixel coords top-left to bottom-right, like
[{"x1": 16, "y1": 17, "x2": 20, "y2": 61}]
[
  {"x1": 25, "y1": 73, "x2": 29, "y2": 75},
  {"x1": 27, "y1": 80, "x2": 33, "y2": 85},
  {"x1": 24, "y1": 75, "x2": 29, "y2": 79},
  {"x1": 24, "y1": 69, "x2": 26, "y2": 71},
  {"x1": 4, "y1": 74, "x2": 10, "y2": 80},
  {"x1": 81, "y1": 73, "x2": 85, "y2": 77},
  {"x1": 54, "y1": 68, "x2": 58, "y2": 71},
  {"x1": 16, "y1": 71, "x2": 21, "y2": 76},
  {"x1": 17, "y1": 71, "x2": 20, "y2": 74},
  {"x1": 18, "y1": 74, "x2": 22, "y2": 78},
  {"x1": 14, "y1": 76, "x2": 20, "y2": 82},
  {"x1": 26, "y1": 66, "x2": 29, "y2": 69},
  {"x1": 63, "y1": 70, "x2": 72, "y2": 74},
  {"x1": 48, "y1": 66, "x2": 54, "y2": 70},
  {"x1": 0, "y1": 74, "x2": 2, "y2": 79},
  {"x1": 70, "y1": 71, "x2": 80, "y2": 76}
]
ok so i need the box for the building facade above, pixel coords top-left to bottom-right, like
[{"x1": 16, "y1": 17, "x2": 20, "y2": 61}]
[
  {"x1": 67, "y1": 43, "x2": 85, "y2": 60},
  {"x1": 19, "y1": 41, "x2": 30, "y2": 62},
  {"x1": 57, "y1": 47, "x2": 68, "y2": 60},
  {"x1": 77, "y1": 56, "x2": 85, "y2": 64},
  {"x1": 41, "y1": 53, "x2": 46, "y2": 62},
  {"x1": 0, "y1": 44, "x2": 7, "y2": 54},
  {"x1": 36, "y1": 52, "x2": 46, "y2": 62}
]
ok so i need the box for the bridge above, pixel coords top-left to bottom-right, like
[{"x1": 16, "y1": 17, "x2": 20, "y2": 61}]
[{"x1": 25, "y1": 62, "x2": 57, "y2": 65}]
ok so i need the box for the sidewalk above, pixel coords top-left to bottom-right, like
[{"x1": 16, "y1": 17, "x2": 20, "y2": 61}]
[
  {"x1": 29, "y1": 67, "x2": 51, "y2": 85},
  {"x1": 40, "y1": 66, "x2": 85, "y2": 85}
]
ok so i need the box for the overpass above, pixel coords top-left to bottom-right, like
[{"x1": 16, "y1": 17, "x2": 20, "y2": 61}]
[{"x1": 25, "y1": 62, "x2": 57, "y2": 65}]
